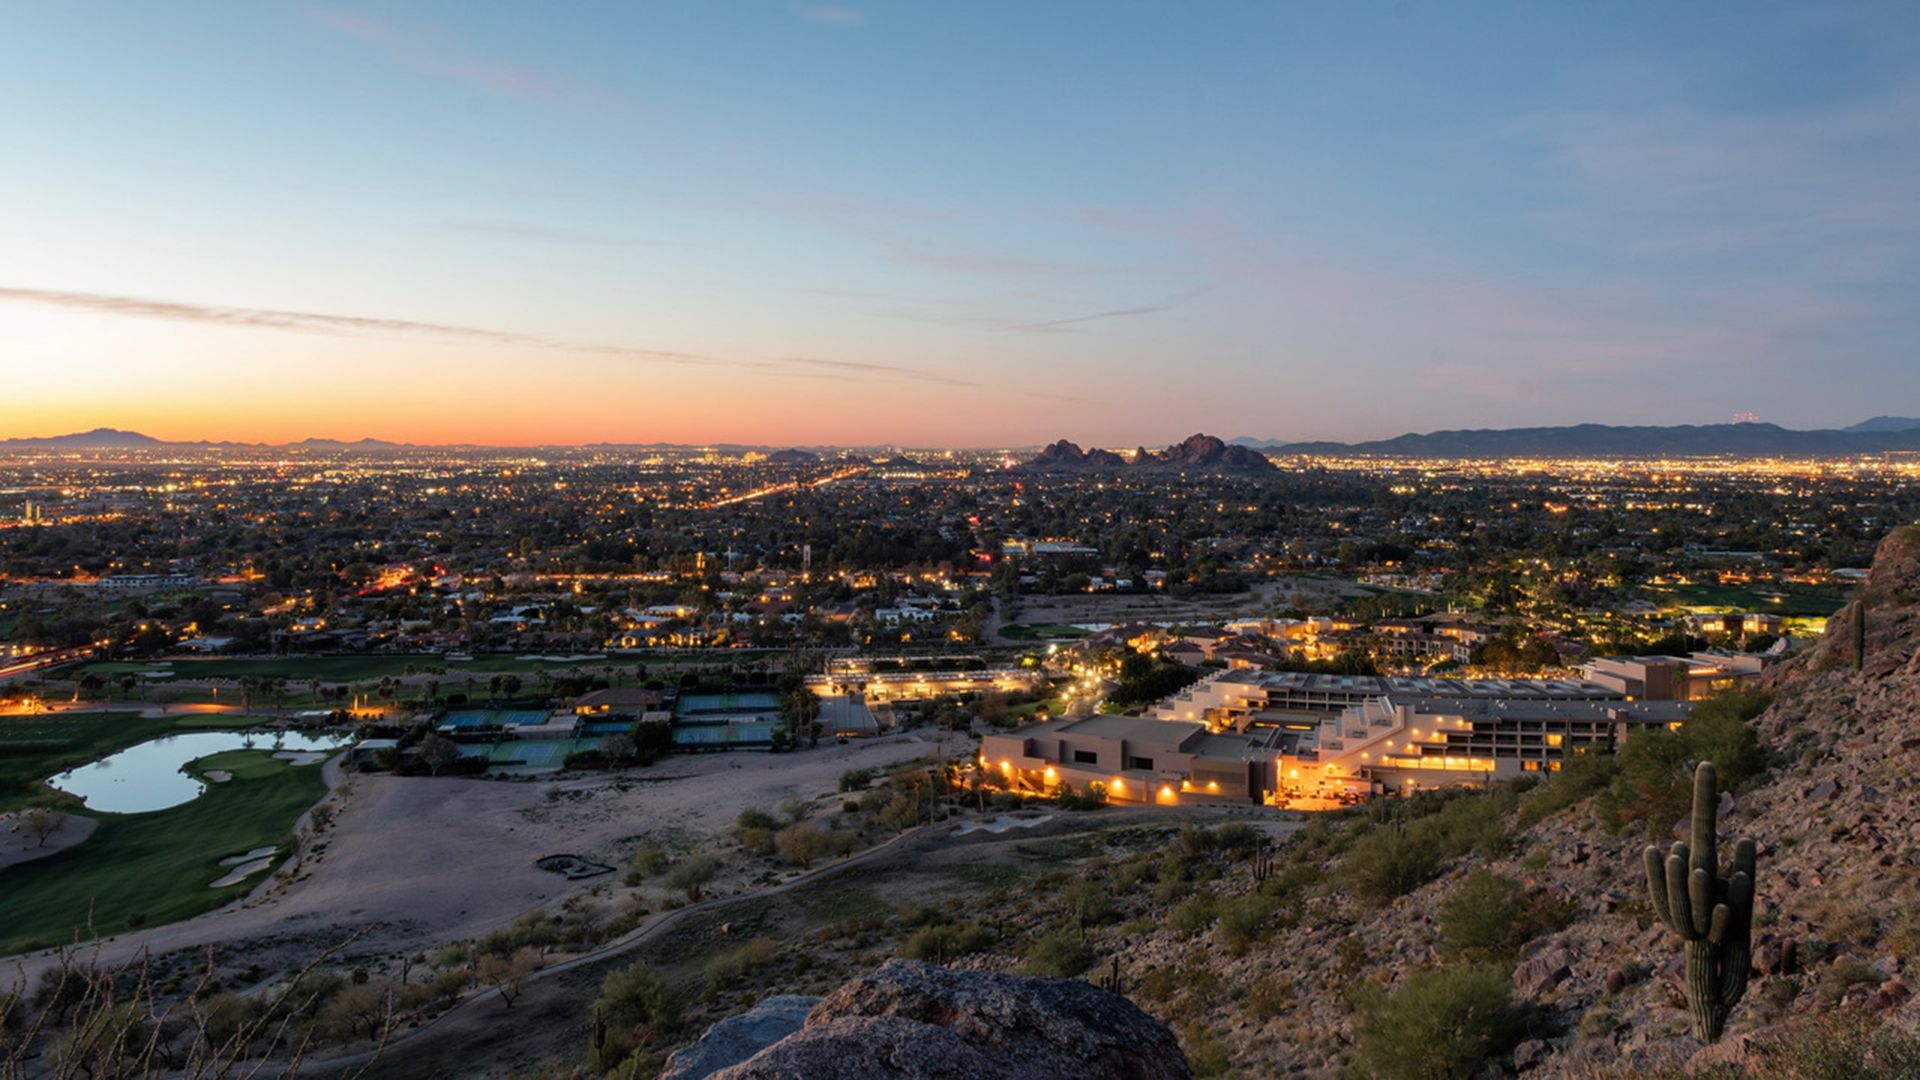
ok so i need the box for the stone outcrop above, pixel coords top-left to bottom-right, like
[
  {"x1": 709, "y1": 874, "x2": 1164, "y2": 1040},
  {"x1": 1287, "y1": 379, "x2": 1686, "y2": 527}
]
[
  {"x1": 690, "y1": 960, "x2": 1191, "y2": 1080},
  {"x1": 660, "y1": 995, "x2": 818, "y2": 1080},
  {"x1": 1028, "y1": 440, "x2": 1128, "y2": 470}
]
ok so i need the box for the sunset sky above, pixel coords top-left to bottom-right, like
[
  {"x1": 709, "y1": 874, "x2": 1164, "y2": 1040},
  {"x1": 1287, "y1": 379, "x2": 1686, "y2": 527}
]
[{"x1": 3, "y1": 2, "x2": 1917, "y2": 447}]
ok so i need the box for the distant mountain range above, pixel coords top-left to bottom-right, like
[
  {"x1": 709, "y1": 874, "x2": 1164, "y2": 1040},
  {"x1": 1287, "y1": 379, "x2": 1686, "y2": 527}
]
[
  {"x1": 1844, "y1": 416, "x2": 1920, "y2": 433},
  {"x1": 1218, "y1": 421, "x2": 1920, "y2": 457},
  {"x1": 1028, "y1": 434, "x2": 1278, "y2": 472},
  {"x1": 0, "y1": 428, "x2": 408, "y2": 451},
  {"x1": 8, "y1": 419, "x2": 1920, "y2": 458}
]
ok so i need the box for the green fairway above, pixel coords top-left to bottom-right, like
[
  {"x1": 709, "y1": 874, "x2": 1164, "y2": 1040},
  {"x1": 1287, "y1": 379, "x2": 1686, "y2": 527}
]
[
  {"x1": 0, "y1": 750, "x2": 327, "y2": 956},
  {"x1": 64, "y1": 652, "x2": 751, "y2": 685},
  {"x1": 1641, "y1": 583, "x2": 1844, "y2": 617}
]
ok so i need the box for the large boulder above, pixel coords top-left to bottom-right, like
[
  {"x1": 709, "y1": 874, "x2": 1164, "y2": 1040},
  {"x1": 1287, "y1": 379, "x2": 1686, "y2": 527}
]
[
  {"x1": 660, "y1": 995, "x2": 819, "y2": 1080},
  {"x1": 702, "y1": 960, "x2": 1191, "y2": 1080}
]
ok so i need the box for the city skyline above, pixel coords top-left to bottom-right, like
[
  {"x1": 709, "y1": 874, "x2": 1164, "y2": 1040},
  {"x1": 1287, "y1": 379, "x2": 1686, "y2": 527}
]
[{"x1": 4, "y1": 2, "x2": 1919, "y2": 445}]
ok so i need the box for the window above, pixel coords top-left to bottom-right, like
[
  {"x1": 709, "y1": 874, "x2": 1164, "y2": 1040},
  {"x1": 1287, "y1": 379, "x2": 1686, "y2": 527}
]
[
  {"x1": 1521, "y1": 760, "x2": 1540, "y2": 771},
  {"x1": 1072, "y1": 749, "x2": 1098, "y2": 765},
  {"x1": 1126, "y1": 755, "x2": 1154, "y2": 771}
]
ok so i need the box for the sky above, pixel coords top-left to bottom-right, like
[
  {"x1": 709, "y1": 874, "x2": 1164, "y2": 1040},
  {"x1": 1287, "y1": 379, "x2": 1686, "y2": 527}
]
[{"x1": 2, "y1": 2, "x2": 1917, "y2": 447}]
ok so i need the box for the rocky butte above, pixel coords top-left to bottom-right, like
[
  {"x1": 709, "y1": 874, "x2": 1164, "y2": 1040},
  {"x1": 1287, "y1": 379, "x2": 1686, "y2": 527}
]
[{"x1": 1025, "y1": 434, "x2": 1276, "y2": 473}]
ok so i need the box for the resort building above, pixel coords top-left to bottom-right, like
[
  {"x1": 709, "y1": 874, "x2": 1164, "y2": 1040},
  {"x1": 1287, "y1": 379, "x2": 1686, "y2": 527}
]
[
  {"x1": 980, "y1": 714, "x2": 1269, "y2": 806},
  {"x1": 1146, "y1": 669, "x2": 1619, "y2": 728},
  {"x1": 1579, "y1": 652, "x2": 1772, "y2": 701},
  {"x1": 982, "y1": 691, "x2": 1690, "y2": 807},
  {"x1": 572, "y1": 687, "x2": 667, "y2": 717},
  {"x1": 984, "y1": 666, "x2": 1703, "y2": 807}
]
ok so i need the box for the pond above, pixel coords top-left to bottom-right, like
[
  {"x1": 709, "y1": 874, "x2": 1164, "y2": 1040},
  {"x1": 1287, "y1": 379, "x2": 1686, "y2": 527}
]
[{"x1": 48, "y1": 731, "x2": 349, "y2": 814}]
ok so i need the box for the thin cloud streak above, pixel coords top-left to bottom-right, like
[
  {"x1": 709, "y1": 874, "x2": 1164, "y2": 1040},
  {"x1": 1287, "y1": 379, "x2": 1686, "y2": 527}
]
[
  {"x1": 778, "y1": 356, "x2": 975, "y2": 386},
  {"x1": 306, "y1": 7, "x2": 637, "y2": 117},
  {"x1": 0, "y1": 286, "x2": 965, "y2": 386},
  {"x1": 438, "y1": 219, "x2": 681, "y2": 249},
  {"x1": 1007, "y1": 305, "x2": 1171, "y2": 333}
]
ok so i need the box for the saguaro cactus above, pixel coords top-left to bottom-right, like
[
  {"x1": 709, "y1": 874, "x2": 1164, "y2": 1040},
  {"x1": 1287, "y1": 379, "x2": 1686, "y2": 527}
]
[
  {"x1": 1853, "y1": 600, "x2": 1867, "y2": 672},
  {"x1": 1643, "y1": 761, "x2": 1756, "y2": 1042}
]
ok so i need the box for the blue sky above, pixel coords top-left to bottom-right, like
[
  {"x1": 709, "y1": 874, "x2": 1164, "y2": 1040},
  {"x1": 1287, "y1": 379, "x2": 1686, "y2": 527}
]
[{"x1": 1, "y1": 2, "x2": 1916, "y2": 445}]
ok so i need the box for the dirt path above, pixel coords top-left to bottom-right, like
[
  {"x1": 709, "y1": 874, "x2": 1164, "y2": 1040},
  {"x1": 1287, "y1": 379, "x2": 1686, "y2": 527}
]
[
  {"x1": 302, "y1": 818, "x2": 944, "y2": 1078},
  {"x1": 308, "y1": 804, "x2": 1297, "y2": 1079}
]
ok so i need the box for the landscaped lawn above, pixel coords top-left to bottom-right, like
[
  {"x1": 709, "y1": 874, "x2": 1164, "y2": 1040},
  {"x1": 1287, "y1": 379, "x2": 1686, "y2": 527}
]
[{"x1": 0, "y1": 749, "x2": 327, "y2": 955}]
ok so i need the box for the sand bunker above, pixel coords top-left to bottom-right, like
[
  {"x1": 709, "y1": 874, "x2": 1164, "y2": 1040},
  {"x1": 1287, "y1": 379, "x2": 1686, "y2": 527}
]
[
  {"x1": 209, "y1": 857, "x2": 274, "y2": 888},
  {"x1": 952, "y1": 814, "x2": 1055, "y2": 836},
  {"x1": 220, "y1": 846, "x2": 277, "y2": 867},
  {"x1": 204, "y1": 770, "x2": 233, "y2": 783},
  {"x1": 272, "y1": 750, "x2": 331, "y2": 765}
]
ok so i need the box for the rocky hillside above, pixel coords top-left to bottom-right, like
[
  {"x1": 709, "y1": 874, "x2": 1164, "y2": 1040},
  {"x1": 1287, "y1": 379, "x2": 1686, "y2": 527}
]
[{"x1": 1169, "y1": 524, "x2": 1919, "y2": 1076}]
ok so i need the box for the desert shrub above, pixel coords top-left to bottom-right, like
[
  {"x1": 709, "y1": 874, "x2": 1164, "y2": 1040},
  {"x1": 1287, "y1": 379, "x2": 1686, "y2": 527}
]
[
  {"x1": 838, "y1": 767, "x2": 875, "y2": 792},
  {"x1": 774, "y1": 823, "x2": 852, "y2": 867},
  {"x1": 1209, "y1": 822, "x2": 1263, "y2": 852},
  {"x1": 1242, "y1": 976, "x2": 1290, "y2": 1022},
  {"x1": 1168, "y1": 895, "x2": 1220, "y2": 935},
  {"x1": 1260, "y1": 860, "x2": 1327, "y2": 900},
  {"x1": 1815, "y1": 958, "x2": 1883, "y2": 1007},
  {"x1": 1577, "y1": 1004, "x2": 1617, "y2": 1039},
  {"x1": 1214, "y1": 892, "x2": 1279, "y2": 955},
  {"x1": 630, "y1": 842, "x2": 671, "y2": 877},
  {"x1": 664, "y1": 854, "x2": 721, "y2": 901},
  {"x1": 900, "y1": 922, "x2": 994, "y2": 963},
  {"x1": 596, "y1": 960, "x2": 681, "y2": 1041},
  {"x1": 705, "y1": 938, "x2": 777, "y2": 990},
  {"x1": 1350, "y1": 964, "x2": 1530, "y2": 1079},
  {"x1": 735, "y1": 827, "x2": 775, "y2": 856},
  {"x1": 1341, "y1": 828, "x2": 1442, "y2": 906},
  {"x1": 1440, "y1": 871, "x2": 1568, "y2": 960},
  {"x1": 1596, "y1": 689, "x2": 1767, "y2": 833},
  {"x1": 737, "y1": 807, "x2": 779, "y2": 831},
  {"x1": 1022, "y1": 932, "x2": 1095, "y2": 978},
  {"x1": 1515, "y1": 750, "x2": 1619, "y2": 828},
  {"x1": 1061, "y1": 877, "x2": 1118, "y2": 926},
  {"x1": 1180, "y1": 1022, "x2": 1234, "y2": 1078},
  {"x1": 1746, "y1": 1013, "x2": 1920, "y2": 1078}
]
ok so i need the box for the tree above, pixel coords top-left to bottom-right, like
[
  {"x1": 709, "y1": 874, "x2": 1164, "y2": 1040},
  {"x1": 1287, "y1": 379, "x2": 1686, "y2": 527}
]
[
  {"x1": 775, "y1": 823, "x2": 831, "y2": 868},
  {"x1": 21, "y1": 807, "x2": 61, "y2": 848},
  {"x1": 595, "y1": 960, "x2": 680, "y2": 1033},
  {"x1": 417, "y1": 733, "x2": 461, "y2": 777},
  {"x1": 599, "y1": 733, "x2": 634, "y2": 763},
  {"x1": 664, "y1": 853, "x2": 720, "y2": 901},
  {"x1": 476, "y1": 948, "x2": 540, "y2": 1008}
]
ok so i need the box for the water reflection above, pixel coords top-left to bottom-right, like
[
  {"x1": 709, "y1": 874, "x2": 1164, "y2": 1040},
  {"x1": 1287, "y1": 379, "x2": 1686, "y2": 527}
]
[{"x1": 48, "y1": 731, "x2": 347, "y2": 814}]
